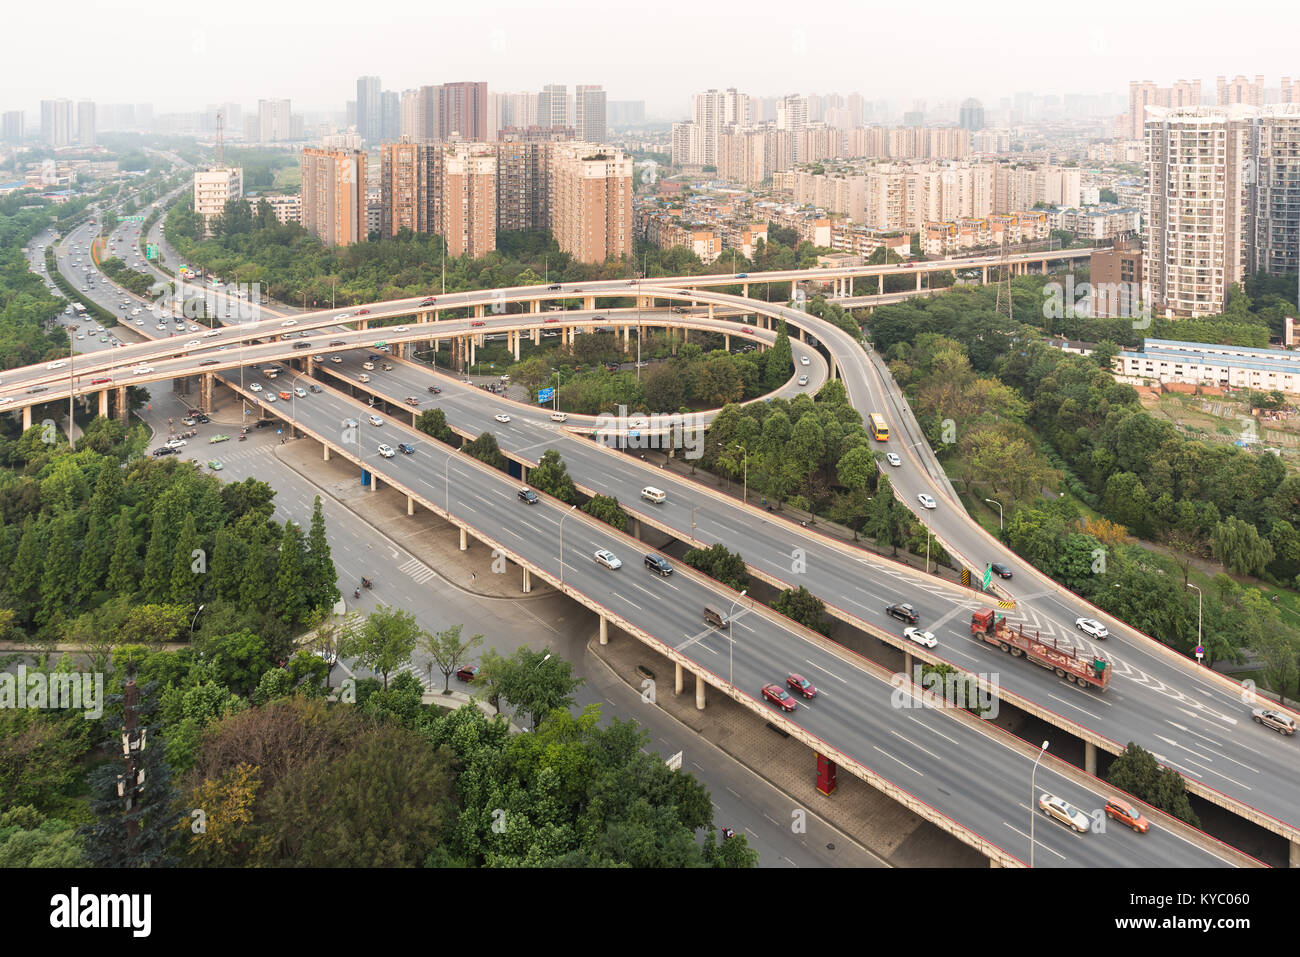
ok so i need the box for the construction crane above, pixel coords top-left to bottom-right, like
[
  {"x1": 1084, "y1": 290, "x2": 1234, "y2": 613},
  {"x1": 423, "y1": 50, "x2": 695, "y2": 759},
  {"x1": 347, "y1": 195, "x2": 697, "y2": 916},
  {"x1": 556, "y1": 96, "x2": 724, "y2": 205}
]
[{"x1": 214, "y1": 110, "x2": 224, "y2": 167}]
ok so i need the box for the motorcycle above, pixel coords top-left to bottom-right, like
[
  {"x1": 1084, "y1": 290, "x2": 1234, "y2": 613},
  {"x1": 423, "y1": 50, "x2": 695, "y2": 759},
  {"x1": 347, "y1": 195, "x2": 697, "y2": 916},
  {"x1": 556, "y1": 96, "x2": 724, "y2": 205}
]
[
  {"x1": 238, "y1": 434, "x2": 246, "y2": 441},
  {"x1": 361, "y1": 577, "x2": 373, "y2": 589},
  {"x1": 354, "y1": 587, "x2": 361, "y2": 599}
]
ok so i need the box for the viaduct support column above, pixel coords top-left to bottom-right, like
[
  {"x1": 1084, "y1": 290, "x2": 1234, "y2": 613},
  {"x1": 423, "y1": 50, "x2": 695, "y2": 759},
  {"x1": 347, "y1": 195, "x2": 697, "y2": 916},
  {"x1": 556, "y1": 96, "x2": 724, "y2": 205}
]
[
  {"x1": 725, "y1": 334, "x2": 730, "y2": 351},
  {"x1": 675, "y1": 661, "x2": 683, "y2": 695},
  {"x1": 1290, "y1": 840, "x2": 1300, "y2": 869},
  {"x1": 469, "y1": 338, "x2": 476, "y2": 367},
  {"x1": 22, "y1": 406, "x2": 31, "y2": 430},
  {"x1": 407, "y1": 495, "x2": 415, "y2": 516},
  {"x1": 115, "y1": 386, "x2": 128, "y2": 423},
  {"x1": 1084, "y1": 741, "x2": 1097, "y2": 776},
  {"x1": 599, "y1": 615, "x2": 608, "y2": 646},
  {"x1": 513, "y1": 332, "x2": 520, "y2": 360},
  {"x1": 459, "y1": 526, "x2": 468, "y2": 551},
  {"x1": 323, "y1": 444, "x2": 330, "y2": 461},
  {"x1": 878, "y1": 274, "x2": 884, "y2": 294},
  {"x1": 695, "y1": 674, "x2": 706, "y2": 710},
  {"x1": 916, "y1": 271, "x2": 922, "y2": 291},
  {"x1": 522, "y1": 568, "x2": 532, "y2": 593},
  {"x1": 98, "y1": 389, "x2": 109, "y2": 417}
]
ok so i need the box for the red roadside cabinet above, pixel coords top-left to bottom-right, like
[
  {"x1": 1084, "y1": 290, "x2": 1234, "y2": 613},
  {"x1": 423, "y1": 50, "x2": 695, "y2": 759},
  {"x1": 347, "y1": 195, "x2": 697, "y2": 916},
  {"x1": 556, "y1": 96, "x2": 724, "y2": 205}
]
[{"x1": 816, "y1": 753, "x2": 837, "y2": 796}]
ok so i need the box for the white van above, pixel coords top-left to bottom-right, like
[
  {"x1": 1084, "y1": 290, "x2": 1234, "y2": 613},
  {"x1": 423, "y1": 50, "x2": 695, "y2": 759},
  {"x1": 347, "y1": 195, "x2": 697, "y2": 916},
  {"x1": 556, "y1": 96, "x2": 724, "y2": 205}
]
[
  {"x1": 550, "y1": 411, "x2": 568, "y2": 422},
  {"x1": 641, "y1": 486, "x2": 666, "y2": 504}
]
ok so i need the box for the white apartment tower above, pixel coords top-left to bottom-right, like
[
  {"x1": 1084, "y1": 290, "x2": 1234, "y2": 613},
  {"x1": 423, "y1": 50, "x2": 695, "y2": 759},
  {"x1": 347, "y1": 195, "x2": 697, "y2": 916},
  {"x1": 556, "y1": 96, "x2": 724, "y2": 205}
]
[
  {"x1": 193, "y1": 167, "x2": 244, "y2": 233},
  {"x1": 575, "y1": 85, "x2": 607, "y2": 142},
  {"x1": 1144, "y1": 106, "x2": 1251, "y2": 318}
]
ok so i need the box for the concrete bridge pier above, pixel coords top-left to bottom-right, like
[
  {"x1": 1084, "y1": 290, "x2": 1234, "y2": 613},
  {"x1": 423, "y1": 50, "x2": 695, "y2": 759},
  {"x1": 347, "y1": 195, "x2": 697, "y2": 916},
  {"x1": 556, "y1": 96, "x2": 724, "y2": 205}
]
[
  {"x1": 675, "y1": 661, "x2": 683, "y2": 695},
  {"x1": 459, "y1": 526, "x2": 468, "y2": 551},
  {"x1": 522, "y1": 568, "x2": 532, "y2": 594},
  {"x1": 695, "y1": 674, "x2": 706, "y2": 710},
  {"x1": 599, "y1": 615, "x2": 608, "y2": 645}
]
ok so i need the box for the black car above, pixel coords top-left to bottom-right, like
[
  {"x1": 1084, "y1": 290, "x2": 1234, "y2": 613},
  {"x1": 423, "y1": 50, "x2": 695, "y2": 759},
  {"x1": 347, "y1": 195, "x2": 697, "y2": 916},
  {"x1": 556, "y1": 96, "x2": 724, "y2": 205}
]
[
  {"x1": 398, "y1": 443, "x2": 415, "y2": 454},
  {"x1": 196, "y1": 415, "x2": 211, "y2": 424},
  {"x1": 199, "y1": 359, "x2": 218, "y2": 366},
  {"x1": 329, "y1": 340, "x2": 346, "y2": 347},
  {"x1": 254, "y1": 419, "x2": 274, "y2": 429},
  {"x1": 644, "y1": 554, "x2": 673, "y2": 577},
  {"x1": 517, "y1": 488, "x2": 539, "y2": 505},
  {"x1": 27, "y1": 386, "x2": 48, "y2": 394},
  {"x1": 885, "y1": 602, "x2": 919, "y2": 624},
  {"x1": 152, "y1": 446, "x2": 177, "y2": 456},
  {"x1": 990, "y1": 562, "x2": 1013, "y2": 579}
]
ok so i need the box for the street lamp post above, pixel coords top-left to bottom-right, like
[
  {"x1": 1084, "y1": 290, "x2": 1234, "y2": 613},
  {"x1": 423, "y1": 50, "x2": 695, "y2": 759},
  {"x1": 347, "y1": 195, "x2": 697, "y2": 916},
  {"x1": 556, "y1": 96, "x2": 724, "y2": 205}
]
[
  {"x1": 1187, "y1": 583, "x2": 1202, "y2": 659},
  {"x1": 444, "y1": 448, "x2": 458, "y2": 514},
  {"x1": 189, "y1": 604, "x2": 205, "y2": 642},
  {"x1": 727, "y1": 589, "x2": 748, "y2": 685},
  {"x1": 984, "y1": 498, "x2": 1003, "y2": 531},
  {"x1": 558, "y1": 504, "x2": 578, "y2": 583},
  {"x1": 1030, "y1": 740, "x2": 1049, "y2": 868}
]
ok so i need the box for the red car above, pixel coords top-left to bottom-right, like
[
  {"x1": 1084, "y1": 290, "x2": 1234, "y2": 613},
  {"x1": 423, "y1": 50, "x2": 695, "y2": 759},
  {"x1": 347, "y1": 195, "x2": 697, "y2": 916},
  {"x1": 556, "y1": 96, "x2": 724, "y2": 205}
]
[
  {"x1": 1104, "y1": 797, "x2": 1150, "y2": 834},
  {"x1": 456, "y1": 665, "x2": 479, "y2": 682},
  {"x1": 90, "y1": 376, "x2": 112, "y2": 384},
  {"x1": 786, "y1": 674, "x2": 817, "y2": 698},
  {"x1": 543, "y1": 317, "x2": 561, "y2": 323},
  {"x1": 741, "y1": 327, "x2": 754, "y2": 335},
  {"x1": 419, "y1": 297, "x2": 437, "y2": 307},
  {"x1": 470, "y1": 320, "x2": 486, "y2": 327},
  {"x1": 762, "y1": 683, "x2": 797, "y2": 712},
  {"x1": 356, "y1": 308, "x2": 370, "y2": 316}
]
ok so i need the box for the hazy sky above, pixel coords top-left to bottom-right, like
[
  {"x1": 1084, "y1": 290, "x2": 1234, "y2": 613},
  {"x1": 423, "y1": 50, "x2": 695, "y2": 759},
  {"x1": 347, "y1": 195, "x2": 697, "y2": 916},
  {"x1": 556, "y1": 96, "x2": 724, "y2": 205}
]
[{"x1": 8, "y1": 0, "x2": 1300, "y2": 118}]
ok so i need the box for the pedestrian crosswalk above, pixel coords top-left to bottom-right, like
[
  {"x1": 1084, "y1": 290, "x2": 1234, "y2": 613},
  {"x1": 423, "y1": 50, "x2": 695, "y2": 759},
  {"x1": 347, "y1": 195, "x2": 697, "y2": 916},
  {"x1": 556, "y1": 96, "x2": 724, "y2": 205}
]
[{"x1": 399, "y1": 556, "x2": 438, "y2": 585}]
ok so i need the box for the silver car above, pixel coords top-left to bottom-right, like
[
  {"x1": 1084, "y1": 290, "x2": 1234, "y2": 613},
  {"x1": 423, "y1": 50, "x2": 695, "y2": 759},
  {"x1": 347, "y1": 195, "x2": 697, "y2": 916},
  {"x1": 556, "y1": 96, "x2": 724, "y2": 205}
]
[
  {"x1": 593, "y1": 549, "x2": 622, "y2": 570},
  {"x1": 1038, "y1": 793, "x2": 1089, "y2": 833}
]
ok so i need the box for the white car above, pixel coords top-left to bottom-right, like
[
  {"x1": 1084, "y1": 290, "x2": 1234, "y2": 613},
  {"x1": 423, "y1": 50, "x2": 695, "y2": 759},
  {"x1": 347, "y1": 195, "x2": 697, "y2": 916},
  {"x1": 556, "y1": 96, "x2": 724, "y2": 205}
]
[
  {"x1": 494, "y1": 413, "x2": 511, "y2": 423},
  {"x1": 395, "y1": 325, "x2": 408, "y2": 332},
  {"x1": 800, "y1": 355, "x2": 810, "y2": 366},
  {"x1": 917, "y1": 493, "x2": 937, "y2": 509},
  {"x1": 594, "y1": 549, "x2": 622, "y2": 570},
  {"x1": 294, "y1": 387, "x2": 306, "y2": 398},
  {"x1": 280, "y1": 319, "x2": 298, "y2": 327},
  {"x1": 165, "y1": 437, "x2": 186, "y2": 449},
  {"x1": 1075, "y1": 618, "x2": 1109, "y2": 640},
  {"x1": 797, "y1": 374, "x2": 809, "y2": 386},
  {"x1": 156, "y1": 324, "x2": 167, "y2": 331},
  {"x1": 134, "y1": 318, "x2": 144, "y2": 326},
  {"x1": 377, "y1": 444, "x2": 395, "y2": 458},
  {"x1": 550, "y1": 412, "x2": 568, "y2": 422},
  {"x1": 367, "y1": 414, "x2": 383, "y2": 426},
  {"x1": 76, "y1": 333, "x2": 86, "y2": 340},
  {"x1": 1038, "y1": 793, "x2": 1090, "y2": 833},
  {"x1": 184, "y1": 340, "x2": 200, "y2": 348},
  {"x1": 886, "y1": 452, "x2": 901, "y2": 467},
  {"x1": 903, "y1": 627, "x2": 937, "y2": 649},
  {"x1": 45, "y1": 360, "x2": 67, "y2": 370},
  {"x1": 334, "y1": 313, "x2": 350, "y2": 321},
  {"x1": 264, "y1": 393, "x2": 277, "y2": 402},
  {"x1": 249, "y1": 383, "x2": 263, "y2": 392}
]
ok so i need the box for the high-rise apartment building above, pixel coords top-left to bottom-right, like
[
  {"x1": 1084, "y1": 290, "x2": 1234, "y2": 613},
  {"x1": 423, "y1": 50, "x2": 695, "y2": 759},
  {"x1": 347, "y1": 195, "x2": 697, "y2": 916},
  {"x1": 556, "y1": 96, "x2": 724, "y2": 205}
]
[
  {"x1": 442, "y1": 146, "x2": 497, "y2": 257},
  {"x1": 607, "y1": 100, "x2": 645, "y2": 127},
  {"x1": 381, "y1": 143, "x2": 434, "y2": 235},
  {"x1": 400, "y1": 90, "x2": 422, "y2": 141},
  {"x1": 958, "y1": 98, "x2": 985, "y2": 132},
  {"x1": 257, "y1": 99, "x2": 291, "y2": 143},
  {"x1": 382, "y1": 90, "x2": 401, "y2": 142},
  {"x1": 549, "y1": 143, "x2": 633, "y2": 263},
  {"x1": 1218, "y1": 75, "x2": 1265, "y2": 107},
  {"x1": 776, "y1": 94, "x2": 808, "y2": 132},
  {"x1": 1283, "y1": 78, "x2": 1300, "y2": 105},
  {"x1": 76, "y1": 101, "x2": 95, "y2": 146},
  {"x1": 193, "y1": 167, "x2": 244, "y2": 233},
  {"x1": 691, "y1": 88, "x2": 750, "y2": 168},
  {"x1": 301, "y1": 148, "x2": 367, "y2": 246},
  {"x1": 40, "y1": 99, "x2": 73, "y2": 147},
  {"x1": 419, "y1": 85, "x2": 442, "y2": 141},
  {"x1": 356, "y1": 76, "x2": 382, "y2": 144},
  {"x1": 2, "y1": 111, "x2": 23, "y2": 143},
  {"x1": 496, "y1": 140, "x2": 548, "y2": 232},
  {"x1": 438, "y1": 82, "x2": 488, "y2": 141},
  {"x1": 671, "y1": 121, "x2": 704, "y2": 166},
  {"x1": 1144, "y1": 106, "x2": 1251, "y2": 318},
  {"x1": 1248, "y1": 105, "x2": 1300, "y2": 278},
  {"x1": 575, "y1": 85, "x2": 606, "y2": 142},
  {"x1": 1124, "y1": 79, "x2": 1202, "y2": 140},
  {"x1": 539, "y1": 84, "x2": 569, "y2": 129}
]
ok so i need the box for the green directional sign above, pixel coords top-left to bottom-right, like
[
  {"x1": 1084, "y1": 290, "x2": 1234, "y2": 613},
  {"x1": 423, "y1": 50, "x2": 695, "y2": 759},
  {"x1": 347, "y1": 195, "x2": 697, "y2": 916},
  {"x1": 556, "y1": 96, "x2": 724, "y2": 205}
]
[
  {"x1": 145, "y1": 244, "x2": 157, "y2": 260},
  {"x1": 983, "y1": 564, "x2": 992, "y2": 590}
]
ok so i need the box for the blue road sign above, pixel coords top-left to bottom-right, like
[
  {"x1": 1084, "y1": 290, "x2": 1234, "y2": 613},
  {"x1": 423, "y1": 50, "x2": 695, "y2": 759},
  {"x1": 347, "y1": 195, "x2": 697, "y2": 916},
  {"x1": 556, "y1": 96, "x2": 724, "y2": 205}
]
[{"x1": 538, "y1": 387, "x2": 555, "y2": 403}]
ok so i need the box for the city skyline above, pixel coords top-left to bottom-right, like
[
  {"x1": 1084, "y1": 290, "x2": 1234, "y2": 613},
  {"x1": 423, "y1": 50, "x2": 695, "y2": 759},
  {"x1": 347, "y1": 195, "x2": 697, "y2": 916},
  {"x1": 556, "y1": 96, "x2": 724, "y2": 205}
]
[{"x1": 7, "y1": 0, "x2": 1300, "y2": 116}]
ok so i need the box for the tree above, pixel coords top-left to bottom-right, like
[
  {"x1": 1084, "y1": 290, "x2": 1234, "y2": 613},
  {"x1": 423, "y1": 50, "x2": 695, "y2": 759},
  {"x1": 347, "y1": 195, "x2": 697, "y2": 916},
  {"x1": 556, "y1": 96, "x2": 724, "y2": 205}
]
[
  {"x1": 682, "y1": 543, "x2": 749, "y2": 591},
  {"x1": 303, "y1": 496, "x2": 340, "y2": 614},
  {"x1": 500, "y1": 647, "x2": 585, "y2": 730},
  {"x1": 763, "y1": 320, "x2": 794, "y2": 390},
  {"x1": 463, "y1": 431, "x2": 507, "y2": 470},
  {"x1": 1211, "y1": 516, "x2": 1274, "y2": 577},
  {"x1": 1105, "y1": 742, "x2": 1200, "y2": 828},
  {"x1": 582, "y1": 494, "x2": 628, "y2": 531},
  {"x1": 772, "y1": 586, "x2": 830, "y2": 635},
  {"x1": 344, "y1": 604, "x2": 419, "y2": 690},
  {"x1": 273, "y1": 520, "x2": 308, "y2": 625},
  {"x1": 420, "y1": 623, "x2": 484, "y2": 693},
  {"x1": 105, "y1": 509, "x2": 137, "y2": 597},
  {"x1": 140, "y1": 507, "x2": 172, "y2": 602},
  {"x1": 415, "y1": 408, "x2": 456, "y2": 444},
  {"x1": 168, "y1": 513, "x2": 201, "y2": 606},
  {"x1": 529, "y1": 449, "x2": 579, "y2": 504}
]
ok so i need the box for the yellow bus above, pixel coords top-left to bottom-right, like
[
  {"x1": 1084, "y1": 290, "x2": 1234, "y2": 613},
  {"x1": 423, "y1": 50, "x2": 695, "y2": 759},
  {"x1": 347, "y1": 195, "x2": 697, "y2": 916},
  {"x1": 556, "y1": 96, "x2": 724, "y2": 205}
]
[{"x1": 868, "y1": 413, "x2": 889, "y2": 441}]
